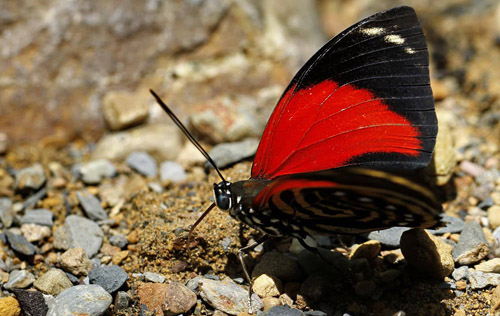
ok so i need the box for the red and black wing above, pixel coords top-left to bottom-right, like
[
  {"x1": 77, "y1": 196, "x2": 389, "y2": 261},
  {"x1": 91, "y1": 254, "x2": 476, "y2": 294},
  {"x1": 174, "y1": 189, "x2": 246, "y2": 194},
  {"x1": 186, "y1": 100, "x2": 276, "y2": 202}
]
[
  {"x1": 252, "y1": 6, "x2": 437, "y2": 180},
  {"x1": 252, "y1": 168, "x2": 442, "y2": 235}
]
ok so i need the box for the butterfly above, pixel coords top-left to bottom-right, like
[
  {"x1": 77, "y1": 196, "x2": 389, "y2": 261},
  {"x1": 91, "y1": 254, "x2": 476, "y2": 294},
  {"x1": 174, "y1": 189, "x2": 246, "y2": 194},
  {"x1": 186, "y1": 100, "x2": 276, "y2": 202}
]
[{"x1": 151, "y1": 5, "x2": 442, "y2": 249}]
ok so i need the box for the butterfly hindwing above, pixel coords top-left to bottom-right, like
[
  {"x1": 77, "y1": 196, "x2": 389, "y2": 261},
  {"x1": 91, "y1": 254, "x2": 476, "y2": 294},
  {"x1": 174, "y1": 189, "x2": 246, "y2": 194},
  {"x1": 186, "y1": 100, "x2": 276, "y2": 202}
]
[
  {"x1": 252, "y1": 168, "x2": 442, "y2": 236},
  {"x1": 251, "y1": 6, "x2": 437, "y2": 179}
]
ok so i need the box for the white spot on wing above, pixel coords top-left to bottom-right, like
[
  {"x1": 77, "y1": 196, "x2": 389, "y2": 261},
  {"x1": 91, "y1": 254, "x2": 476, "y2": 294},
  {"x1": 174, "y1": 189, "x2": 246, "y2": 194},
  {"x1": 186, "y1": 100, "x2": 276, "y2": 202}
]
[
  {"x1": 361, "y1": 27, "x2": 385, "y2": 36},
  {"x1": 358, "y1": 197, "x2": 373, "y2": 203},
  {"x1": 334, "y1": 191, "x2": 346, "y2": 197},
  {"x1": 405, "y1": 47, "x2": 416, "y2": 54},
  {"x1": 385, "y1": 205, "x2": 397, "y2": 210},
  {"x1": 384, "y1": 34, "x2": 405, "y2": 45}
]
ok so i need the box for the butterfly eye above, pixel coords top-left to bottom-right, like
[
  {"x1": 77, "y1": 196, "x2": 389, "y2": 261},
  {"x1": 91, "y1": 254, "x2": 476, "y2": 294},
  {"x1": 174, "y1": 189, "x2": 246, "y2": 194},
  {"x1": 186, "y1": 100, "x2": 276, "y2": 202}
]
[{"x1": 215, "y1": 191, "x2": 231, "y2": 210}]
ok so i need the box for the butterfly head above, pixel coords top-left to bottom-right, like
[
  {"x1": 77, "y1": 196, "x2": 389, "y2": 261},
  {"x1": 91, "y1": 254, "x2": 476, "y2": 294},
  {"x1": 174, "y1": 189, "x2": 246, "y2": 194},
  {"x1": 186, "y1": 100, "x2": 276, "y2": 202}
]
[{"x1": 213, "y1": 181, "x2": 233, "y2": 210}]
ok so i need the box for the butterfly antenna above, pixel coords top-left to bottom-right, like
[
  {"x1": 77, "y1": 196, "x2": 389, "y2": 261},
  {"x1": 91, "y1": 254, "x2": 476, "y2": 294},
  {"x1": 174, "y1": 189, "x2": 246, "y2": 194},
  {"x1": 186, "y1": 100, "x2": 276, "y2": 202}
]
[{"x1": 150, "y1": 89, "x2": 226, "y2": 183}]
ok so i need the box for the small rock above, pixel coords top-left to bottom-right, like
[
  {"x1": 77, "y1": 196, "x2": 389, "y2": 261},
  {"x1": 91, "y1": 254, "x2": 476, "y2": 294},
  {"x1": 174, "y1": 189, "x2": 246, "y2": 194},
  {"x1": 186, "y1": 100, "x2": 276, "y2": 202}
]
[
  {"x1": 207, "y1": 138, "x2": 259, "y2": 169},
  {"x1": 112, "y1": 250, "x2": 129, "y2": 265},
  {"x1": 452, "y1": 266, "x2": 469, "y2": 281},
  {"x1": 459, "y1": 161, "x2": 485, "y2": 177},
  {"x1": 137, "y1": 283, "x2": 168, "y2": 316},
  {"x1": 489, "y1": 205, "x2": 500, "y2": 229},
  {"x1": 20, "y1": 224, "x2": 51, "y2": 242},
  {"x1": 297, "y1": 248, "x2": 349, "y2": 278},
  {"x1": 109, "y1": 234, "x2": 128, "y2": 249},
  {"x1": 261, "y1": 297, "x2": 280, "y2": 311},
  {"x1": 34, "y1": 268, "x2": 73, "y2": 295},
  {"x1": 468, "y1": 269, "x2": 500, "y2": 289},
  {"x1": 200, "y1": 278, "x2": 263, "y2": 315},
  {"x1": 4, "y1": 270, "x2": 35, "y2": 289},
  {"x1": 427, "y1": 214, "x2": 465, "y2": 235},
  {"x1": 367, "y1": 227, "x2": 410, "y2": 248},
  {"x1": 262, "y1": 305, "x2": 304, "y2": 316},
  {"x1": 300, "y1": 275, "x2": 329, "y2": 302},
  {"x1": 349, "y1": 240, "x2": 381, "y2": 261},
  {"x1": 176, "y1": 142, "x2": 206, "y2": 167},
  {"x1": 164, "y1": 281, "x2": 197, "y2": 315},
  {"x1": 60, "y1": 247, "x2": 93, "y2": 276},
  {"x1": 475, "y1": 258, "x2": 500, "y2": 273},
  {"x1": 0, "y1": 198, "x2": 14, "y2": 227},
  {"x1": 114, "y1": 291, "x2": 130, "y2": 312},
  {"x1": 53, "y1": 226, "x2": 69, "y2": 250},
  {"x1": 354, "y1": 280, "x2": 377, "y2": 298},
  {"x1": 76, "y1": 190, "x2": 108, "y2": 221},
  {"x1": 88, "y1": 265, "x2": 128, "y2": 293},
  {"x1": 102, "y1": 90, "x2": 150, "y2": 131},
  {"x1": 400, "y1": 228, "x2": 454, "y2": 279},
  {"x1": 185, "y1": 276, "x2": 203, "y2": 292},
  {"x1": 252, "y1": 251, "x2": 303, "y2": 282},
  {"x1": 65, "y1": 215, "x2": 104, "y2": 258},
  {"x1": 77, "y1": 159, "x2": 116, "y2": 184},
  {"x1": 425, "y1": 118, "x2": 456, "y2": 186},
  {"x1": 160, "y1": 161, "x2": 187, "y2": 183},
  {"x1": 0, "y1": 132, "x2": 8, "y2": 154},
  {"x1": 126, "y1": 151, "x2": 158, "y2": 177},
  {"x1": 491, "y1": 285, "x2": 500, "y2": 314},
  {"x1": 13, "y1": 289, "x2": 48, "y2": 316},
  {"x1": 379, "y1": 269, "x2": 401, "y2": 284},
  {"x1": 252, "y1": 274, "x2": 282, "y2": 298},
  {"x1": 452, "y1": 221, "x2": 489, "y2": 265},
  {"x1": 143, "y1": 271, "x2": 166, "y2": 283},
  {"x1": 46, "y1": 285, "x2": 112, "y2": 316},
  {"x1": 0, "y1": 296, "x2": 21, "y2": 316},
  {"x1": 21, "y1": 209, "x2": 53, "y2": 227},
  {"x1": 6, "y1": 231, "x2": 35, "y2": 256},
  {"x1": 15, "y1": 163, "x2": 46, "y2": 193}
]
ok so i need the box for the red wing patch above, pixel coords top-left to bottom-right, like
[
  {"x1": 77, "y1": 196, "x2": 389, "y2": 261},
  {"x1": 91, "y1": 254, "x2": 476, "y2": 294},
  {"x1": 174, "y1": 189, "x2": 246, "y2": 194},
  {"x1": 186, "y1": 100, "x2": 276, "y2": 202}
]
[{"x1": 251, "y1": 80, "x2": 421, "y2": 179}]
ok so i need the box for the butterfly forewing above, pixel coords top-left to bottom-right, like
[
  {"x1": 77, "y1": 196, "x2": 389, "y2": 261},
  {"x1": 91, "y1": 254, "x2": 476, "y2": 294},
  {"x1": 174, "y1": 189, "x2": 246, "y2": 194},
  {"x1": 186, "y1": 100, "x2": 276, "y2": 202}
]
[
  {"x1": 252, "y1": 6, "x2": 437, "y2": 180},
  {"x1": 250, "y1": 168, "x2": 441, "y2": 237}
]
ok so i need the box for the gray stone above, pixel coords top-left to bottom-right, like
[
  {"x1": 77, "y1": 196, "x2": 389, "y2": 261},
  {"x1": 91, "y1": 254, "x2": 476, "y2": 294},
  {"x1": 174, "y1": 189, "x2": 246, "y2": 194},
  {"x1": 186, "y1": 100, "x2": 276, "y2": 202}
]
[
  {"x1": 34, "y1": 268, "x2": 73, "y2": 295},
  {"x1": 4, "y1": 269, "x2": 35, "y2": 289},
  {"x1": 53, "y1": 226, "x2": 69, "y2": 250},
  {"x1": 468, "y1": 269, "x2": 500, "y2": 289},
  {"x1": 207, "y1": 138, "x2": 259, "y2": 169},
  {"x1": 451, "y1": 266, "x2": 469, "y2": 281},
  {"x1": 252, "y1": 250, "x2": 303, "y2": 282},
  {"x1": 297, "y1": 248, "x2": 349, "y2": 278},
  {"x1": 6, "y1": 231, "x2": 35, "y2": 256},
  {"x1": 47, "y1": 285, "x2": 112, "y2": 316},
  {"x1": 143, "y1": 271, "x2": 165, "y2": 283},
  {"x1": 114, "y1": 291, "x2": 130, "y2": 311},
  {"x1": 367, "y1": 227, "x2": 410, "y2": 248},
  {"x1": 88, "y1": 265, "x2": 128, "y2": 293},
  {"x1": 199, "y1": 278, "x2": 263, "y2": 315},
  {"x1": 263, "y1": 305, "x2": 305, "y2": 316},
  {"x1": 22, "y1": 188, "x2": 48, "y2": 210},
  {"x1": 15, "y1": 163, "x2": 46, "y2": 192},
  {"x1": 65, "y1": 215, "x2": 104, "y2": 258},
  {"x1": 76, "y1": 190, "x2": 108, "y2": 221},
  {"x1": 160, "y1": 161, "x2": 187, "y2": 183},
  {"x1": 164, "y1": 281, "x2": 197, "y2": 315},
  {"x1": 0, "y1": 198, "x2": 14, "y2": 227},
  {"x1": 427, "y1": 214, "x2": 465, "y2": 235},
  {"x1": 14, "y1": 289, "x2": 49, "y2": 316},
  {"x1": 452, "y1": 221, "x2": 489, "y2": 265},
  {"x1": 109, "y1": 234, "x2": 128, "y2": 248},
  {"x1": 77, "y1": 159, "x2": 116, "y2": 184},
  {"x1": 126, "y1": 151, "x2": 157, "y2": 177},
  {"x1": 21, "y1": 208, "x2": 54, "y2": 227}
]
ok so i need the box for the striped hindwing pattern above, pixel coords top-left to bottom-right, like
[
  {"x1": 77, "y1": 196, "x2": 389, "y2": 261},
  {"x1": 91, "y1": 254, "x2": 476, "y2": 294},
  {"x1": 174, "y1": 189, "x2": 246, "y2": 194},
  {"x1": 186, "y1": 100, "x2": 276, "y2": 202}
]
[{"x1": 241, "y1": 168, "x2": 442, "y2": 238}]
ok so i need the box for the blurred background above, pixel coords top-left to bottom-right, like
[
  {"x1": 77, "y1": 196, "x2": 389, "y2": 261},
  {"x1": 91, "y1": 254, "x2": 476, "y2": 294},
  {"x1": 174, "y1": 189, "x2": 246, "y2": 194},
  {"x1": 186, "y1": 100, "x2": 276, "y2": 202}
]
[{"x1": 0, "y1": 0, "x2": 499, "y2": 154}]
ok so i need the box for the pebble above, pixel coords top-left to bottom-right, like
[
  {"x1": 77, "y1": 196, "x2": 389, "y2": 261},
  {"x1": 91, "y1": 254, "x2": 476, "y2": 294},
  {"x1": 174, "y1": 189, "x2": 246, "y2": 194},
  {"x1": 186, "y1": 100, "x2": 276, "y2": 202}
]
[
  {"x1": 102, "y1": 90, "x2": 150, "y2": 131},
  {"x1": 65, "y1": 215, "x2": 104, "y2": 258},
  {"x1": 207, "y1": 138, "x2": 260, "y2": 169},
  {"x1": 126, "y1": 151, "x2": 158, "y2": 177},
  {"x1": 349, "y1": 240, "x2": 381, "y2": 261},
  {"x1": 164, "y1": 281, "x2": 197, "y2": 315},
  {"x1": 252, "y1": 251, "x2": 303, "y2": 282},
  {"x1": 475, "y1": 258, "x2": 500, "y2": 273},
  {"x1": 199, "y1": 278, "x2": 263, "y2": 315},
  {"x1": 468, "y1": 269, "x2": 500, "y2": 289},
  {"x1": 261, "y1": 297, "x2": 281, "y2": 311},
  {"x1": 34, "y1": 268, "x2": 73, "y2": 295},
  {"x1": 0, "y1": 296, "x2": 21, "y2": 316},
  {"x1": 76, "y1": 190, "x2": 108, "y2": 221},
  {"x1": 109, "y1": 234, "x2": 128, "y2": 248},
  {"x1": 6, "y1": 231, "x2": 36, "y2": 256},
  {"x1": 160, "y1": 161, "x2": 187, "y2": 183},
  {"x1": 77, "y1": 159, "x2": 116, "y2": 184},
  {"x1": 4, "y1": 270, "x2": 35, "y2": 289},
  {"x1": 367, "y1": 227, "x2": 410, "y2": 248},
  {"x1": 354, "y1": 280, "x2": 377, "y2": 298},
  {"x1": 53, "y1": 226, "x2": 69, "y2": 250},
  {"x1": 263, "y1": 305, "x2": 305, "y2": 316},
  {"x1": 491, "y1": 285, "x2": 500, "y2": 314},
  {"x1": 15, "y1": 163, "x2": 46, "y2": 193},
  {"x1": 488, "y1": 205, "x2": 500, "y2": 229},
  {"x1": 452, "y1": 221, "x2": 489, "y2": 265},
  {"x1": 459, "y1": 160, "x2": 485, "y2": 177},
  {"x1": 300, "y1": 275, "x2": 329, "y2": 302},
  {"x1": 14, "y1": 289, "x2": 48, "y2": 316},
  {"x1": 88, "y1": 265, "x2": 128, "y2": 293},
  {"x1": 428, "y1": 214, "x2": 465, "y2": 235},
  {"x1": 452, "y1": 266, "x2": 469, "y2": 281},
  {"x1": 297, "y1": 248, "x2": 349, "y2": 278},
  {"x1": 114, "y1": 291, "x2": 130, "y2": 312},
  {"x1": 0, "y1": 198, "x2": 14, "y2": 227},
  {"x1": 137, "y1": 283, "x2": 168, "y2": 316},
  {"x1": 46, "y1": 285, "x2": 112, "y2": 316},
  {"x1": 22, "y1": 187, "x2": 47, "y2": 211},
  {"x1": 21, "y1": 209, "x2": 54, "y2": 227},
  {"x1": 186, "y1": 276, "x2": 203, "y2": 292},
  {"x1": 60, "y1": 247, "x2": 93, "y2": 276},
  {"x1": 252, "y1": 274, "x2": 282, "y2": 298},
  {"x1": 0, "y1": 132, "x2": 8, "y2": 154},
  {"x1": 20, "y1": 224, "x2": 51, "y2": 242},
  {"x1": 400, "y1": 228, "x2": 454, "y2": 279},
  {"x1": 143, "y1": 271, "x2": 166, "y2": 283},
  {"x1": 426, "y1": 118, "x2": 456, "y2": 186}
]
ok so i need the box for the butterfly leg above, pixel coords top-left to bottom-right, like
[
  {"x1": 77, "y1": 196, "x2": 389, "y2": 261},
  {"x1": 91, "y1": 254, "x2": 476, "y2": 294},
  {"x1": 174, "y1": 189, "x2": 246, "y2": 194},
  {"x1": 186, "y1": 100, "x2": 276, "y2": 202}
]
[{"x1": 238, "y1": 235, "x2": 269, "y2": 314}]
